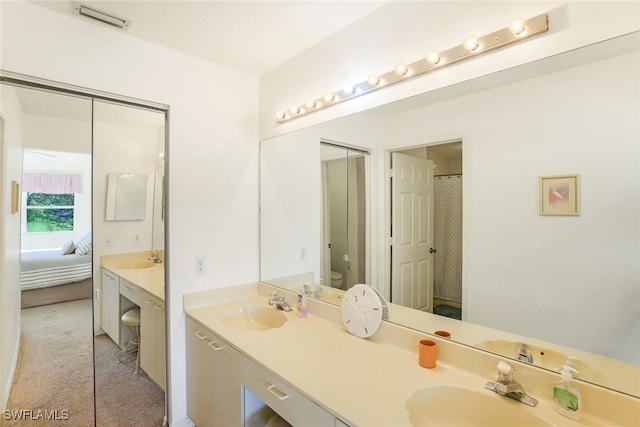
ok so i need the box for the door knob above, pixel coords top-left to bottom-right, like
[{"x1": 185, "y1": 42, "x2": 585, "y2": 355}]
[{"x1": 430, "y1": 248, "x2": 437, "y2": 253}]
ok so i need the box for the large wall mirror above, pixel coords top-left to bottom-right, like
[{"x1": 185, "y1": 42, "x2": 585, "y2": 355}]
[
  {"x1": 0, "y1": 77, "x2": 168, "y2": 425},
  {"x1": 260, "y1": 33, "x2": 640, "y2": 397}
]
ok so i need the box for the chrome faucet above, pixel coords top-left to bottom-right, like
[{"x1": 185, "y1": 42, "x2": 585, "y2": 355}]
[
  {"x1": 147, "y1": 251, "x2": 162, "y2": 263},
  {"x1": 485, "y1": 360, "x2": 537, "y2": 407},
  {"x1": 268, "y1": 290, "x2": 293, "y2": 312},
  {"x1": 516, "y1": 342, "x2": 534, "y2": 364}
]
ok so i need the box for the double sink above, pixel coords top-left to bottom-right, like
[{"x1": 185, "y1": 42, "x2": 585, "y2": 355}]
[{"x1": 211, "y1": 302, "x2": 554, "y2": 426}]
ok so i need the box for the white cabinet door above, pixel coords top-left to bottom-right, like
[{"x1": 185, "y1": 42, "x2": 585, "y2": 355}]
[
  {"x1": 185, "y1": 317, "x2": 243, "y2": 427},
  {"x1": 155, "y1": 299, "x2": 166, "y2": 390},
  {"x1": 186, "y1": 318, "x2": 213, "y2": 427},
  {"x1": 100, "y1": 268, "x2": 120, "y2": 343},
  {"x1": 140, "y1": 294, "x2": 166, "y2": 390},
  {"x1": 209, "y1": 331, "x2": 242, "y2": 427}
]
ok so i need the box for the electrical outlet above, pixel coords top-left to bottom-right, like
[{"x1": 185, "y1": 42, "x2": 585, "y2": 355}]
[
  {"x1": 133, "y1": 234, "x2": 141, "y2": 244},
  {"x1": 105, "y1": 235, "x2": 113, "y2": 246},
  {"x1": 195, "y1": 257, "x2": 206, "y2": 275},
  {"x1": 300, "y1": 247, "x2": 306, "y2": 261}
]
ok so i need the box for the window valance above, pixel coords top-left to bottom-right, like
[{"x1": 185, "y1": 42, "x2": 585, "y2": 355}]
[{"x1": 22, "y1": 173, "x2": 83, "y2": 194}]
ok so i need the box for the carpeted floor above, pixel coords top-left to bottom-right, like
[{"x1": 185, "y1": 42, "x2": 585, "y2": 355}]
[
  {"x1": 3, "y1": 299, "x2": 95, "y2": 426},
  {"x1": 94, "y1": 335, "x2": 165, "y2": 427},
  {"x1": 3, "y1": 298, "x2": 165, "y2": 427}
]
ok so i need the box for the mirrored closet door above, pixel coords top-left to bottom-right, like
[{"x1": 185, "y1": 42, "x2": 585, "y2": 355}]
[{"x1": 0, "y1": 79, "x2": 167, "y2": 426}]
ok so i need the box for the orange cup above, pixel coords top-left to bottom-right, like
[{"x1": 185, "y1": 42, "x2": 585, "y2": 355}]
[
  {"x1": 434, "y1": 330, "x2": 451, "y2": 339},
  {"x1": 419, "y1": 339, "x2": 437, "y2": 368}
]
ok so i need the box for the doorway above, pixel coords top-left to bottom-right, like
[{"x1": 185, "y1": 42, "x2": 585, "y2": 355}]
[
  {"x1": 389, "y1": 141, "x2": 463, "y2": 319},
  {"x1": 0, "y1": 78, "x2": 168, "y2": 425}
]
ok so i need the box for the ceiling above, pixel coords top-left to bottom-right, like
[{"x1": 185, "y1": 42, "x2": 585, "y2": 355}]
[{"x1": 29, "y1": 0, "x2": 389, "y2": 76}]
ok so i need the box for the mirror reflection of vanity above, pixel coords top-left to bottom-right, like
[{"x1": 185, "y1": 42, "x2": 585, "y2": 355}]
[{"x1": 260, "y1": 33, "x2": 640, "y2": 397}]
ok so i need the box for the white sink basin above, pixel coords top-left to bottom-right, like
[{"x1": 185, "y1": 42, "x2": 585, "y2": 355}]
[
  {"x1": 117, "y1": 261, "x2": 158, "y2": 269},
  {"x1": 218, "y1": 306, "x2": 287, "y2": 331},
  {"x1": 406, "y1": 386, "x2": 552, "y2": 427},
  {"x1": 476, "y1": 340, "x2": 571, "y2": 372}
]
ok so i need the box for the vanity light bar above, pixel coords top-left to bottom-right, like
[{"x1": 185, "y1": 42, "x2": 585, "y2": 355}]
[{"x1": 276, "y1": 13, "x2": 549, "y2": 123}]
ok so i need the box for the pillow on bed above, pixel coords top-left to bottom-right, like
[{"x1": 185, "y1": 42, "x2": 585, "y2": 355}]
[
  {"x1": 61, "y1": 239, "x2": 76, "y2": 255},
  {"x1": 75, "y1": 233, "x2": 92, "y2": 255}
]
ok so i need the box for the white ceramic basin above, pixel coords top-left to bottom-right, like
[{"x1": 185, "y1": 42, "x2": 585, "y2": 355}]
[
  {"x1": 218, "y1": 306, "x2": 287, "y2": 331},
  {"x1": 117, "y1": 261, "x2": 157, "y2": 269},
  {"x1": 476, "y1": 340, "x2": 572, "y2": 372},
  {"x1": 406, "y1": 386, "x2": 552, "y2": 427}
]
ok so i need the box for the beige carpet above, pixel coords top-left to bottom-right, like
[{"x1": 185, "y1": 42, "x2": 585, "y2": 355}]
[
  {"x1": 94, "y1": 335, "x2": 165, "y2": 427},
  {"x1": 3, "y1": 298, "x2": 165, "y2": 427},
  {"x1": 3, "y1": 299, "x2": 95, "y2": 426}
]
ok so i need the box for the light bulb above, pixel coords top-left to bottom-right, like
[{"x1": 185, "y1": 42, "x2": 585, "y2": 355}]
[
  {"x1": 463, "y1": 36, "x2": 479, "y2": 52},
  {"x1": 427, "y1": 52, "x2": 441, "y2": 65},
  {"x1": 276, "y1": 111, "x2": 285, "y2": 120},
  {"x1": 509, "y1": 18, "x2": 526, "y2": 35},
  {"x1": 306, "y1": 99, "x2": 317, "y2": 109},
  {"x1": 290, "y1": 106, "x2": 300, "y2": 115},
  {"x1": 395, "y1": 64, "x2": 408, "y2": 76},
  {"x1": 343, "y1": 84, "x2": 355, "y2": 95},
  {"x1": 368, "y1": 74, "x2": 380, "y2": 86},
  {"x1": 324, "y1": 93, "x2": 335, "y2": 103}
]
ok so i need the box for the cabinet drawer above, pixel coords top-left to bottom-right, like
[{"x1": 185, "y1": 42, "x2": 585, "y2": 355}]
[
  {"x1": 242, "y1": 357, "x2": 334, "y2": 427},
  {"x1": 120, "y1": 279, "x2": 144, "y2": 305}
]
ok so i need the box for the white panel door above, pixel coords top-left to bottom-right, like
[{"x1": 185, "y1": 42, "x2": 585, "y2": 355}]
[{"x1": 391, "y1": 152, "x2": 434, "y2": 311}]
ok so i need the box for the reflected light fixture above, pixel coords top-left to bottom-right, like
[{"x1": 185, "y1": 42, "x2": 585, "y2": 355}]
[
  {"x1": 463, "y1": 36, "x2": 480, "y2": 52},
  {"x1": 509, "y1": 18, "x2": 527, "y2": 35},
  {"x1": 427, "y1": 52, "x2": 442, "y2": 65},
  {"x1": 72, "y1": 1, "x2": 130, "y2": 30},
  {"x1": 276, "y1": 12, "x2": 549, "y2": 123},
  {"x1": 395, "y1": 64, "x2": 410, "y2": 76}
]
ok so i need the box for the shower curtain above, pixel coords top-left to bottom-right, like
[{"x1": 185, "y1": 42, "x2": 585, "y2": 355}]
[{"x1": 433, "y1": 175, "x2": 462, "y2": 303}]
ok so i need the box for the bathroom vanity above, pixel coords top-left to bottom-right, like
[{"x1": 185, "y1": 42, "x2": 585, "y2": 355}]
[
  {"x1": 100, "y1": 252, "x2": 166, "y2": 390},
  {"x1": 184, "y1": 283, "x2": 639, "y2": 427}
]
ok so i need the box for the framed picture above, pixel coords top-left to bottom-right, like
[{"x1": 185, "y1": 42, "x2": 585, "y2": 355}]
[{"x1": 539, "y1": 174, "x2": 579, "y2": 216}]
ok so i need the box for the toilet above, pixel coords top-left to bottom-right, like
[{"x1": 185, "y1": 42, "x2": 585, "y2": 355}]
[{"x1": 330, "y1": 271, "x2": 343, "y2": 289}]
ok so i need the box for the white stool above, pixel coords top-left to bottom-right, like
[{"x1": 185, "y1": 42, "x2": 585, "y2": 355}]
[{"x1": 117, "y1": 307, "x2": 140, "y2": 374}]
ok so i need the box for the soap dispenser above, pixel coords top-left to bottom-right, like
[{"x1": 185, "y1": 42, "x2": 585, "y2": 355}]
[{"x1": 553, "y1": 365, "x2": 581, "y2": 420}]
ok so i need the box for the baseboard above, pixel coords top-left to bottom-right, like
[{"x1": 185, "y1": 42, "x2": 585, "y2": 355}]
[
  {"x1": 1, "y1": 332, "x2": 21, "y2": 411},
  {"x1": 169, "y1": 417, "x2": 195, "y2": 427}
]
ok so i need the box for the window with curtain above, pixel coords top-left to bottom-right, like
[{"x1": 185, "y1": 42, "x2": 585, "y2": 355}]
[{"x1": 22, "y1": 173, "x2": 82, "y2": 233}]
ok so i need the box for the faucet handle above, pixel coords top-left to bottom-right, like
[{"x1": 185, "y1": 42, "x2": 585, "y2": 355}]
[{"x1": 496, "y1": 360, "x2": 514, "y2": 382}]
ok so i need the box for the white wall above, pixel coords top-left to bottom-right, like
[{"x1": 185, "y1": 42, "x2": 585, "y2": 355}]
[
  {"x1": 1, "y1": 1, "x2": 259, "y2": 423},
  {"x1": 0, "y1": 85, "x2": 24, "y2": 410},
  {"x1": 259, "y1": 1, "x2": 640, "y2": 139}
]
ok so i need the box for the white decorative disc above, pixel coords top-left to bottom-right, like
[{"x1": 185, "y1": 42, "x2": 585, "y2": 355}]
[{"x1": 340, "y1": 284, "x2": 383, "y2": 338}]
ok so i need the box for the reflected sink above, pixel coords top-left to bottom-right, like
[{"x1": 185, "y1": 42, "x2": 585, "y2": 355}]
[
  {"x1": 218, "y1": 306, "x2": 287, "y2": 331},
  {"x1": 476, "y1": 340, "x2": 572, "y2": 372},
  {"x1": 406, "y1": 386, "x2": 551, "y2": 427},
  {"x1": 117, "y1": 261, "x2": 158, "y2": 269}
]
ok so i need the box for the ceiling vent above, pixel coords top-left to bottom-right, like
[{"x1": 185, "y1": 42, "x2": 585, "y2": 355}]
[{"x1": 72, "y1": 2, "x2": 130, "y2": 30}]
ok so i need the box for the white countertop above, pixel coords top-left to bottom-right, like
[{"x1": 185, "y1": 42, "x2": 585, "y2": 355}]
[
  {"x1": 184, "y1": 285, "x2": 636, "y2": 427},
  {"x1": 101, "y1": 252, "x2": 165, "y2": 300}
]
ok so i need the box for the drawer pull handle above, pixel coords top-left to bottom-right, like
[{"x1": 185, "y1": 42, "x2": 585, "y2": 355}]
[
  {"x1": 267, "y1": 384, "x2": 289, "y2": 401},
  {"x1": 145, "y1": 299, "x2": 153, "y2": 304},
  {"x1": 208, "y1": 341, "x2": 223, "y2": 351},
  {"x1": 154, "y1": 304, "x2": 163, "y2": 310},
  {"x1": 124, "y1": 286, "x2": 131, "y2": 290},
  {"x1": 194, "y1": 331, "x2": 208, "y2": 340}
]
